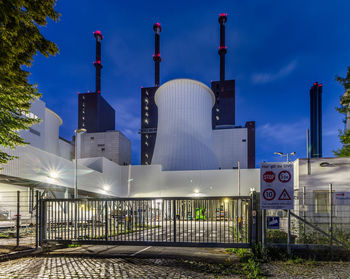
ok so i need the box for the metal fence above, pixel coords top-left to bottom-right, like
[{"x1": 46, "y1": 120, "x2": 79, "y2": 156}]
[
  {"x1": 264, "y1": 185, "x2": 350, "y2": 251},
  {"x1": 41, "y1": 197, "x2": 251, "y2": 248},
  {"x1": 0, "y1": 190, "x2": 39, "y2": 253}
]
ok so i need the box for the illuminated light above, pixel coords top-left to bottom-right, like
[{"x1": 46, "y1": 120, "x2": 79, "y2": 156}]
[
  {"x1": 153, "y1": 22, "x2": 162, "y2": 32},
  {"x1": 155, "y1": 199, "x2": 163, "y2": 204},
  {"x1": 224, "y1": 198, "x2": 229, "y2": 203},
  {"x1": 318, "y1": 84, "x2": 322, "y2": 87},
  {"x1": 48, "y1": 170, "x2": 59, "y2": 179},
  {"x1": 103, "y1": 184, "x2": 110, "y2": 191},
  {"x1": 219, "y1": 46, "x2": 227, "y2": 50},
  {"x1": 97, "y1": 90, "x2": 101, "y2": 93},
  {"x1": 93, "y1": 60, "x2": 101, "y2": 65},
  {"x1": 194, "y1": 189, "x2": 199, "y2": 194},
  {"x1": 314, "y1": 82, "x2": 317, "y2": 86},
  {"x1": 145, "y1": 153, "x2": 149, "y2": 158},
  {"x1": 93, "y1": 30, "x2": 104, "y2": 39},
  {"x1": 141, "y1": 86, "x2": 143, "y2": 88},
  {"x1": 219, "y1": 13, "x2": 227, "y2": 17}
]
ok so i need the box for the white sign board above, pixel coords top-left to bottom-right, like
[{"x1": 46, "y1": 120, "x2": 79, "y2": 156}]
[
  {"x1": 260, "y1": 162, "x2": 294, "y2": 210},
  {"x1": 334, "y1": 192, "x2": 350, "y2": 205}
]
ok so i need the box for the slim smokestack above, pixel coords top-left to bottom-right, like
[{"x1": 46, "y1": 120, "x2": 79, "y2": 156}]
[
  {"x1": 310, "y1": 82, "x2": 323, "y2": 158},
  {"x1": 218, "y1": 13, "x2": 227, "y2": 82},
  {"x1": 153, "y1": 23, "x2": 161, "y2": 87},
  {"x1": 93, "y1": 30, "x2": 103, "y2": 94}
]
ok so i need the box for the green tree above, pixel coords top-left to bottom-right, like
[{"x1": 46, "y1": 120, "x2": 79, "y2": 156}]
[
  {"x1": 0, "y1": 1, "x2": 60, "y2": 164},
  {"x1": 334, "y1": 67, "x2": 350, "y2": 156}
]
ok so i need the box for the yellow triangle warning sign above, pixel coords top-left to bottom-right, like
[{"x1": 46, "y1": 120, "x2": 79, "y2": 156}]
[{"x1": 278, "y1": 189, "x2": 291, "y2": 200}]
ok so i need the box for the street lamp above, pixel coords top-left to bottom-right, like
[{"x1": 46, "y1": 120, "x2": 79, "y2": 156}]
[
  {"x1": 74, "y1": 128, "x2": 86, "y2": 198},
  {"x1": 274, "y1": 151, "x2": 296, "y2": 162}
]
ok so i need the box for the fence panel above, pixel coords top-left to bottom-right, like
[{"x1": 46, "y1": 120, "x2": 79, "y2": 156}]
[{"x1": 42, "y1": 197, "x2": 251, "y2": 248}]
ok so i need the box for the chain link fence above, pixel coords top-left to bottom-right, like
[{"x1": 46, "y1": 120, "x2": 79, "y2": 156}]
[
  {"x1": 0, "y1": 190, "x2": 39, "y2": 255},
  {"x1": 265, "y1": 185, "x2": 350, "y2": 250}
]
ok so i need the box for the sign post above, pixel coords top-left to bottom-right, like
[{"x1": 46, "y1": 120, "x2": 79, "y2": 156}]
[{"x1": 260, "y1": 162, "x2": 294, "y2": 255}]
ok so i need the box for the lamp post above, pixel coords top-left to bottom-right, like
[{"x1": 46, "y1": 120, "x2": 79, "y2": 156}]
[
  {"x1": 74, "y1": 128, "x2": 86, "y2": 198},
  {"x1": 274, "y1": 151, "x2": 296, "y2": 163}
]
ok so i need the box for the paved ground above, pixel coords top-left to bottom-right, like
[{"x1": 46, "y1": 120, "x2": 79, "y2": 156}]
[
  {"x1": 263, "y1": 261, "x2": 350, "y2": 279},
  {"x1": 0, "y1": 246, "x2": 241, "y2": 278}
]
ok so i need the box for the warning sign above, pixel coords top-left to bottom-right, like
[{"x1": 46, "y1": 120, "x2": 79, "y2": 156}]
[
  {"x1": 278, "y1": 189, "x2": 291, "y2": 200},
  {"x1": 260, "y1": 162, "x2": 294, "y2": 210}
]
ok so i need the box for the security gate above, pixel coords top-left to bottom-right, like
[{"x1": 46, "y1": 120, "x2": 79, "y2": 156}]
[{"x1": 39, "y1": 197, "x2": 252, "y2": 248}]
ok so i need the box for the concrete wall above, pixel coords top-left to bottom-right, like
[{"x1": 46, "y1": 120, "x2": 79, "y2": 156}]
[
  {"x1": 80, "y1": 131, "x2": 131, "y2": 165},
  {"x1": 213, "y1": 127, "x2": 248, "y2": 169}
]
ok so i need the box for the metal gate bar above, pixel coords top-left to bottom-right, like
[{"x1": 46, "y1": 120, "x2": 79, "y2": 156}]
[{"x1": 40, "y1": 196, "x2": 251, "y2": 248}]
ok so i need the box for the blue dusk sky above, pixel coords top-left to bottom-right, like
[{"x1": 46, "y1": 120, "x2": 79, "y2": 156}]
[{"x1": 29, "y1": 0, "x2": 350, "y2": 166}]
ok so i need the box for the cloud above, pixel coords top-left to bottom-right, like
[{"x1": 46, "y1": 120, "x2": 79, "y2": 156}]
[
  {"x1": 257, "y1": 118, "x2": 308, "y2": 145},
  {"x1": 111, "y1": 98, "x2": 140, "y2": 141},
  {"x1": 251, "y1": 60, "x2": 297, "y2": 84}
]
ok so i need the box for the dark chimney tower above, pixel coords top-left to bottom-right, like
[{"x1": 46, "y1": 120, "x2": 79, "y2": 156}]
[
  {"x1": 93, "y1": 30, "x2": 103, "y2": 94},
  {"x1": 310, "y1": 82, "x2": 323, "y2": 158},
  {"x1": 218, "y1": 13, "x2": 227, "y2": 82},
  {"x1": 153, "y1": 23, "x2": 161, "y2": 87}
]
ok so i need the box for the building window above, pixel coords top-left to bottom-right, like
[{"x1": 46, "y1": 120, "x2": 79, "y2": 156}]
[
  {"x1": 145, "y1": 106, "x2": 149, "y2": 111},
  {"x1": 145, "y1": 153, "x2": 149, "y2": 158},
  {"x1": 82, "y1": 123, "x2": 85, "y2": 127},
  {"x1": 82, "y1": 110, "x2": 85, "y2": 114},
  {"x1": 242, "y1": 139, "x2": 246, "y2": 142},
  {"x1": 29, "y1": 128, "x2": 40, "y2": 136},
  {"x1": 97, "y1": 144, "x2": 105, "y2": 147},
  {"x1": 145, "y1": 141, "x2": 149, "y2": 146},
  {"x1": 216, "y1": 108, "x2": 220, "y2": 112},
  {"x1": 145, "y1": 134, "x2": 149, "y2": 139},
  {"x1": 101, "y1": 148, "x2": 105, "y2": 152},
  {"x1": 82, "y1": 96, "x2": 85, "y2": 100},
  {"x1": 90, "y1": 137, "x2": 94, "y2": 140},
  {"x1": 145, "y1": 98, "x2": 149, "y2": 104},
  {"x1": 144, "y1": 118, "x2": 149, "y2": 124},
  {"x1": 145, "y1": 91, "x2": 149, "y2": 96},
  {"x1": 216, "y1": 116, "x2": 220, "y2": 121},
  {"x1": 314, "y1": 191, "x2": 330, "y2": 214},
  {"x1": 82, "y1": 102, "x2": 85, "y2": 108},
  {"x1": 145, "y1": 112, "x2": 149, "y2": 117},
  {"x1": 82, "y1": 117, "x2": 85, "y2": 120}
]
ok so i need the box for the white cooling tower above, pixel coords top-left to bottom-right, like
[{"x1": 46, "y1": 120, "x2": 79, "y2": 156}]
[{"x1": 151, "y1": 79, "x2": 219, "y2": 171}]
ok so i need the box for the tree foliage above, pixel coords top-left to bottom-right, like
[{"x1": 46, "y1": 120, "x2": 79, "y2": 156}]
[
  {"x1": 0, "y1": 0, "x2": 60, "y2": 164},
  {"x1": 334, "y1": 67, "x2": 350, "y2": 157}
]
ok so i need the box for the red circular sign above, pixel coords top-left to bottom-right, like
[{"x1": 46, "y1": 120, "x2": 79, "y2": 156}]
[
  {"x1": 278, "y1": 171, "x2": 291, "y2": 183},
  {"x1": 263, "y1": 171, "x2": 275, "y2": 183},
  {"x1": 263, "y1": 188, "x2": 276, "y2": 201}
]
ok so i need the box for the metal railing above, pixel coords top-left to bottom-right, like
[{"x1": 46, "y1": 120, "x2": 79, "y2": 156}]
[{"x1": 40, "y1": 197, "x2": 251, "y2": 248}]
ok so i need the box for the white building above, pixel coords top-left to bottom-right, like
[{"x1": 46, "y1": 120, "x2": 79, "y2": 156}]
[{"x1": 80, "y1": 131, "x2": 131, "y2": 165}]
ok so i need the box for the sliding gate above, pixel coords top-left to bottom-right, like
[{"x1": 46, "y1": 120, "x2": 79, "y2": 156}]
[{"x1": 39, "y1": 197, "x2": 252, "y2": 248}]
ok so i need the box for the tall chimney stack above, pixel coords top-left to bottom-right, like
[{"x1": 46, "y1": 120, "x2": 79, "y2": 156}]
[
  {"x1": 218, "y1": 14, "x2": 227, "y2": 82},
  {"x1": 93, "y1": 30, "x2": 103, "y2": 94},
  {"x1": 153, "y1": 23, "x2": 162, "y2": 87},
  {"x1": 310, "y1": 82, "x2": 323, "y2": 158}
]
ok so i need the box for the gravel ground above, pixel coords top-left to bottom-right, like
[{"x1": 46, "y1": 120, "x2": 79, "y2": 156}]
[
  {"x1": 0, "y1": 256, "x2": 241, "y2": 278},
  {"x1": 263, "y1": 261, "x2": 350, "y2": 279}
]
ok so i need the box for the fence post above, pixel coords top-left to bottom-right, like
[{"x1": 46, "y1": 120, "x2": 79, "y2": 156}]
[
  {"x1": 105, "y1": 201, "x2": 108, "y2": 241},
  {"x1": 250, "y1": 191, "x2": 256, "y2": 247},
  {"x1": 173, "y1": 199, "x2": 176, "y2": 243},
  {"x1": 262, "y1": 209, "x2": 266, "y2": 253},
  {"x1": 35, "y1": 190, "x2": 39, "y2": 249},
  {"x1": 329, "y1": 183, "x2": 333, "y2": 260},
  {"x1": 16, "y1": 191, "x2": 20, "y2": 247},
  {"x1": 287, "y1": 209, "x2": 291, "y2": 256}
]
